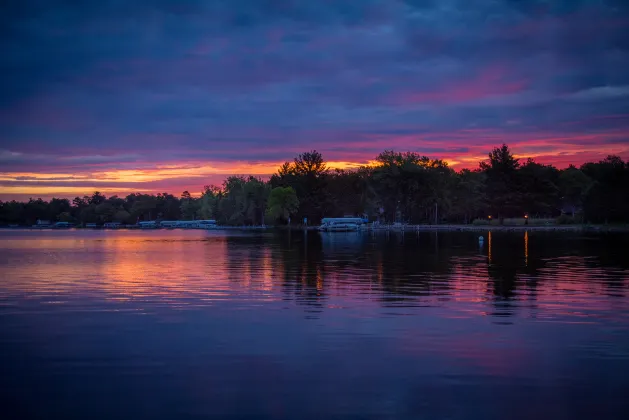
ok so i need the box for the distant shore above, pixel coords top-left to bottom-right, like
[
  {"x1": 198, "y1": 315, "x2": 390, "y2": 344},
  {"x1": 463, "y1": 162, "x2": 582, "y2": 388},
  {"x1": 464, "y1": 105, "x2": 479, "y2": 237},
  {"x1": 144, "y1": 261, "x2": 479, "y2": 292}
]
[
  {"x1": 3, "y1": 224, "x2": 629, "y2": 233},
  {"x1": 290, "y1": 224, "x2": 629, "y2": 233}
]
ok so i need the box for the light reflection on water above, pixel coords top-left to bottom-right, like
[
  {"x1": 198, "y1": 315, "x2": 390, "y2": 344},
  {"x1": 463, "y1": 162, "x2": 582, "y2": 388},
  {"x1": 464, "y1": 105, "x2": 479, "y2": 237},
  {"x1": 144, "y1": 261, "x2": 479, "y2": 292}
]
[{"x1": 1, "y1": 229, "x2": 628, "y2": 420}]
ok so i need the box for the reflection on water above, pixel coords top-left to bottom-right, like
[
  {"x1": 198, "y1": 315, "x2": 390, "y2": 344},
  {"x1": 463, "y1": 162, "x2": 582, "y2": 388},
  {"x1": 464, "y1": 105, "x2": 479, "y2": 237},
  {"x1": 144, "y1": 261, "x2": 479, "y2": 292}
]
[{"x1": 1, "y1": 229, "x2": 629, "y2": 420}]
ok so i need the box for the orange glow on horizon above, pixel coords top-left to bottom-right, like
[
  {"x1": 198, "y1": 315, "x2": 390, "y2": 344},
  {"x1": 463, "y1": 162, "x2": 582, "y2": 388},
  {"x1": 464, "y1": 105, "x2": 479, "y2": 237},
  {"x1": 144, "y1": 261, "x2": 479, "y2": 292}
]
[
  {"x1": 1, "y1": 141, "x2": 627, "y2": 199},
  {"x1": 0, "y1": 160, "x2": 379, "y2": 198},
  {"x1": 0, "y1": 185, "x2": 151, "y2": 195}
]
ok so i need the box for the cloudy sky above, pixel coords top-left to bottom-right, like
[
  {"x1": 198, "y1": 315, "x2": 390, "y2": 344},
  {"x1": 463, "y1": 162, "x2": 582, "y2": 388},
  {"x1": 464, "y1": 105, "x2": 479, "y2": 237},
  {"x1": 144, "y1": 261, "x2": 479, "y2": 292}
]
[{"x1": 1, "y1": 0, "x2": 628, "y2": 199}]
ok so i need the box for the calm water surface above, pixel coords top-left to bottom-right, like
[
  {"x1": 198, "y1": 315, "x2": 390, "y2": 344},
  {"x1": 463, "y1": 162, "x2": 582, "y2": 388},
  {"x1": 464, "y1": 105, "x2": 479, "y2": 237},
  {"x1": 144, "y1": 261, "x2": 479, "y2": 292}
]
[{"x1": 1, "y1": 229, "x2": 628, "y2": 419}]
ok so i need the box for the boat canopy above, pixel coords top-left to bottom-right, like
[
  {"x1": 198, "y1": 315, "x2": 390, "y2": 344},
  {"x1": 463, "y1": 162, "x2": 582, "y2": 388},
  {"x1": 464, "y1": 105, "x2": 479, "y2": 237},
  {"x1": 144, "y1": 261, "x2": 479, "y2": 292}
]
[{"x1": 320, "y1": 217, "x2": 366, "y2": 225}]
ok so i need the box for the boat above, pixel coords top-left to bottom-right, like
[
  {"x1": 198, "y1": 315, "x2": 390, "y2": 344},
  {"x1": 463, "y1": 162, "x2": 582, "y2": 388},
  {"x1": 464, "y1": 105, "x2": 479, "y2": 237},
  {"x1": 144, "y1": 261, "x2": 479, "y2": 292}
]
[
  {"x1": 53, "y1": 222, "x2": 74, "y2": 228},
  {"x1": 323, "y1": 223, "x2": 359, "y2": 232},
  {"x1": 169, "y1": 220, "x2": 217, "y2": 229},
  {"x1": 196, "y1": 220, "x2": 217, "y2": 229},
  {"x1": 319, "y1": 217, "x2": 366, "y2": 232},
  {"x1": 174, "y1": 220, "x2": 198, "y2": 229},
  {"x1": 159, "y1": 220, "x2": 178, "y2": 229},
  {"x1": 137, "y1": 221, "x2": 158, "y2": 229},
  {"x1": 32, "y1": 220, "x2": 52, "y2": 229}
]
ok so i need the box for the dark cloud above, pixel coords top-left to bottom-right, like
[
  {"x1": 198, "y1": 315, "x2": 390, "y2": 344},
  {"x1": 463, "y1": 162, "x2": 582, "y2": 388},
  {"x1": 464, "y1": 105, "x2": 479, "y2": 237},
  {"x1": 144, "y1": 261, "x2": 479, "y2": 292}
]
[{"x1": 1, "y1": 0, "x2": 628, "y2": 197}]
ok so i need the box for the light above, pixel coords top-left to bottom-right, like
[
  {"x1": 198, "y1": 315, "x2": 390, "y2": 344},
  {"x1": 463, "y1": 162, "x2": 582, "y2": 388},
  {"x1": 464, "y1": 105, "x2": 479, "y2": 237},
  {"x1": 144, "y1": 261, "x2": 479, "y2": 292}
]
[
  {"x1": 488, "y1": 215, "x2": 492, "y2": 219},
  {"x1": 524, "y1": 215, "x2": 528, "y2": 219}
]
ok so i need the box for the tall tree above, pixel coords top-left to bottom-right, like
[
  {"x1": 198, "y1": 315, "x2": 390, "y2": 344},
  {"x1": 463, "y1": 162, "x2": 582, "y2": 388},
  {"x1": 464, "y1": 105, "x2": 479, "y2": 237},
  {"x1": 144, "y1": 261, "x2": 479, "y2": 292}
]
[
  {"x1": 558, "y1": 165, "x2": 591, "y2": 217},
  {"x1": 49, "y1": 198, "x2": 71, "y2": 221},
  {"x1": 156, "y1": 193, "x2": 181, "y2": 220},
  {"x1": 519, "y1": 159, "x2": 560, "y2": 217},
  {"x1": 581, "y1": 156, "x2": 629, "y2": 223},
  {"x1": 89, "y1": 191, "x2": 106, "y2": 205},
  {"x1": 451, "y1": 169, "x2": 486, "y2": 224},
  {"x1": 243, "y1": 177, "x2": 270, "y2": 225},
  {"x1": 199, "y1": 185, "x2": 222, "y2": 221},
  {"x1": 480, "y1": 144, "x2": 520, "y2": 223},
  {"x1": 179, "y1": 192, "x2": 200, "y2": 221},
  {"x1": 266, "y1": 187, "x2": 300, "y2": 224},
  {"x1": 218, "y1": 176, "x2": 247, "y2": 225},
  {"x1": 327, "y1": 169, "x2": 368, "y2": 217},
  {"x1": 130, "y1": 194, "x2": 159, "y2": 221},
  {"x1": 371, "y1": 151, "x2": 453, "y2": 223},
  {"x1": 272, "y1": 150, "x2": 328, "y2": 224}
]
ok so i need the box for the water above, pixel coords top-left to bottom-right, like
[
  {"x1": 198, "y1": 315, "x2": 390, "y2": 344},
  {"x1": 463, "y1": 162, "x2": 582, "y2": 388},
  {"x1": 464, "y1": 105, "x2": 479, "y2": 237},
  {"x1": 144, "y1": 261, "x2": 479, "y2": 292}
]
[{"x1": 1, "y1": 229, "x2": 628, "y2": 420}]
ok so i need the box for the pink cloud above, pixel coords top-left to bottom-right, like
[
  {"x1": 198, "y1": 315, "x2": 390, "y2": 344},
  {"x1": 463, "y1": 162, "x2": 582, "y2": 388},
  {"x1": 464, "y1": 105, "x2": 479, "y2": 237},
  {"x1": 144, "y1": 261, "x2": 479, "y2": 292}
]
[{"x1": 390, "y1": 65, "x2": 528, "y2": 106}]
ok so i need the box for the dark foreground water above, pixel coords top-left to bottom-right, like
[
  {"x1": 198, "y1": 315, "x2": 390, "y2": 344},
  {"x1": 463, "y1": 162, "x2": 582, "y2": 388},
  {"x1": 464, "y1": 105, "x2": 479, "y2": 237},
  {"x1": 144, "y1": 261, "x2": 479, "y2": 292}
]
[{"x1": 1, "y1": 229, "x2": 628, "y2": 420}]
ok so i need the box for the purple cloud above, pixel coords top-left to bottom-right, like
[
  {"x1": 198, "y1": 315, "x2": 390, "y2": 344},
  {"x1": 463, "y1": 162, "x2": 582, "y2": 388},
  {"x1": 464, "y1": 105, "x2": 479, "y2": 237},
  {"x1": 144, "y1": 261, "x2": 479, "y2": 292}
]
[{"x1": 1, "y1": 0, "x2": 628, "y2": 199}]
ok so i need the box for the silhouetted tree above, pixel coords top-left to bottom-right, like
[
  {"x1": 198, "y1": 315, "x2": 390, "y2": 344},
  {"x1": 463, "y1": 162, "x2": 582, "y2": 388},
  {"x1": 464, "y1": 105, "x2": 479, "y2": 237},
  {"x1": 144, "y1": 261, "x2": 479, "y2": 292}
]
[
  {"x1": 480, "y1": 144, "x2": 520, "y2": 224},
  {"x1": 3, "y1": 145, "x2": 629, "y2": 227},
  {"x1": 266, "y1": 187, "x2": 300, "y2": 224},
  {"x1": 519, "y1": 159, "x2": 560, "y2": 217},
  {"x1": 451, "y1": 169, "x2": 486, "y2": 224},
  {"x1": 558, "y1": 165, "x2": 591, "y2": 217},
  {"x1": 581, "y1": 156, "x2": 629, "y2": 223}
]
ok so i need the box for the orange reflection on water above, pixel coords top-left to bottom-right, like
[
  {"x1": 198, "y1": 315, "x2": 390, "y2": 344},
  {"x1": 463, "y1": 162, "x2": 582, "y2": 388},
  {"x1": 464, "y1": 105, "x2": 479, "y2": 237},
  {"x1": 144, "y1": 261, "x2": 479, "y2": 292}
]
[
  {"x1": 1, "y1": 231, "x2": 628, "y2": 322},
  {"x1": 524, "y1": 231, "x2": 529, "y2": 266},
  {"x1": 260, "y1": 247, "x2": 275, "y2": 292},
  {"x1": 94, "y1": 233, "x2": 238, "y2": 302},
  {"x1": 0, "y1": 232, "x2": 273, "y2": 304},
  {"x1": 316, "y1": 267, "x2": 324, "y2": 292}
]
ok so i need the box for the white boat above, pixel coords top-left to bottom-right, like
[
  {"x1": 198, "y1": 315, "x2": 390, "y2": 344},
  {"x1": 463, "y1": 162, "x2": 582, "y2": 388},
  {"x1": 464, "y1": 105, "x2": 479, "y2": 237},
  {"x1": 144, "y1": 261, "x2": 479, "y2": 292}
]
[
  {"x1": 196, "y1": 220, "x2": 217, "y2": 229},
  {"x1": 170, "y1": 220, "x2": 217, "y2": 229},
  {"x1": 319, "y1": 217, "x2": 366, "y2": 232},
  {"x1": 174, "y1": 220, "x2": 198, "y2": 229},
  {"x1": 323, "y1": 223, "x2": 359, "y2": 232},
  {"x1": 159, "y1": 220, "x2": 178, "y2": 228},
  {"x1": 138, "y1": 221, "x2": 158, "y2": 229},
  {"x1": 53, "y1": 221, "x2": 74, "y2": 228}
]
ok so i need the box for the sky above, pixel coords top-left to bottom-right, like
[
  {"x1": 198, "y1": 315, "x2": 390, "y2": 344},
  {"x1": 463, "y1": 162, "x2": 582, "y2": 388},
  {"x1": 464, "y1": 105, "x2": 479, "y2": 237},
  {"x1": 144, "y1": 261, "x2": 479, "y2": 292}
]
[{"x1": 1, "y1": 0, "x2": 629, "y2": 200}]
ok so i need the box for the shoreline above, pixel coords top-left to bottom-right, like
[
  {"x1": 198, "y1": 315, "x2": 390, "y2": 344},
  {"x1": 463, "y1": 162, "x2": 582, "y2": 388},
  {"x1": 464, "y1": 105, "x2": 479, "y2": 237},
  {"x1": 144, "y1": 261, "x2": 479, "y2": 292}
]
[
  {"x1": 2, "y1": 224, "x2": 629, "y2": 233},
  {"x1": 287, "y1": 224, "x2": 629, "y2": 233}
]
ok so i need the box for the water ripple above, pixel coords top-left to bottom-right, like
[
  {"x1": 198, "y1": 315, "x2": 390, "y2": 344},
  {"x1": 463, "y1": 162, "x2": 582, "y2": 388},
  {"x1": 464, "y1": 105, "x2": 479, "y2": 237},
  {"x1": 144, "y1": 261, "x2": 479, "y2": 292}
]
[{"x1": 2, "y1": 229, "x2": 629, "y2": 419}]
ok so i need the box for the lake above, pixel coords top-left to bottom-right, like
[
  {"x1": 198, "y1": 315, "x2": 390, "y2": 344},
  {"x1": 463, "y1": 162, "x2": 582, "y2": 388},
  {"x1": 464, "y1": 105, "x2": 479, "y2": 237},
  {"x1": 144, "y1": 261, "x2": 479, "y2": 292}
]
[{"x1": 1, "y1": 229, "x2": 628, "y2": 419}]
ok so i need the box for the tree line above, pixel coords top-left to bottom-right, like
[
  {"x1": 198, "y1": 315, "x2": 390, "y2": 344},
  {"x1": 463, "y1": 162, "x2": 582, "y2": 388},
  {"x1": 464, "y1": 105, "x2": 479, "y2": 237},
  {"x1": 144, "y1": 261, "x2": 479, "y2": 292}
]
[{"x1": 1, "y1": 144, "x2": 628, "y2": 226}]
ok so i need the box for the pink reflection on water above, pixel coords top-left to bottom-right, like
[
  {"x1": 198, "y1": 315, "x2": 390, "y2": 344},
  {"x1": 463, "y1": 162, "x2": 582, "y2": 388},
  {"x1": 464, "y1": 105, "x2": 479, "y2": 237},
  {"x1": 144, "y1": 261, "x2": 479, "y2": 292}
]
[{"x1": 1, "y1": 230, "x2": 628, "y2": 325}]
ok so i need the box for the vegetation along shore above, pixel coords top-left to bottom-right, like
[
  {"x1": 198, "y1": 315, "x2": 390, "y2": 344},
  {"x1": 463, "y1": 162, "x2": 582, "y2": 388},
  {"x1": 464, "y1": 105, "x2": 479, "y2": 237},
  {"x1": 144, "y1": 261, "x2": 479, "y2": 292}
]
[{"x1": 1, "y1": 144, "x2": 628, "y2": 228}]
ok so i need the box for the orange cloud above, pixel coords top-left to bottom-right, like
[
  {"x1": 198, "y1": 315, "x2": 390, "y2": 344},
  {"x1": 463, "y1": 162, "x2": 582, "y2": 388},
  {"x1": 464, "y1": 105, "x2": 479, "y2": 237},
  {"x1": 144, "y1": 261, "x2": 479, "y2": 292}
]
[{"x1": 0, "y1": 159, "x2": 380, "y2": 199}]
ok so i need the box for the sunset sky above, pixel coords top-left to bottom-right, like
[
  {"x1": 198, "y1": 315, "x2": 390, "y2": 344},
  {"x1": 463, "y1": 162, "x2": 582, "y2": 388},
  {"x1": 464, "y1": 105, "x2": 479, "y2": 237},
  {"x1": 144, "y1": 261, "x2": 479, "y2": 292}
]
[{"x1": 1, "y1": 0, "x2": 628, "y2": 200}]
